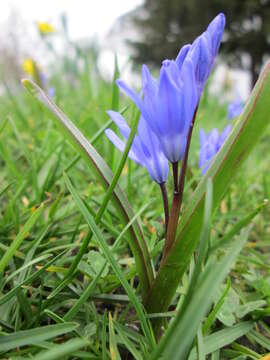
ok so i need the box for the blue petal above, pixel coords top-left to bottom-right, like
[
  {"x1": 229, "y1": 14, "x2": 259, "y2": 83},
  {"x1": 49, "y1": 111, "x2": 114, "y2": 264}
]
[
  {"x1": 137, "y1": 117, "x2": 168, "y2": 182},
  {"x1": 116, "y1": 79, "x2": 150, "y2": 122},
  {"x1": 142, "y1": 64, "x2": 157, "y2": 95},
  {"x1": 176, "y1": 44, "x2": 191, "y2": 70},
  {"x1": 208, "y1": 128, "x2": 220, "y2": 152},
  {"x1": 145, "y1": 151, "x2": 169, "y2": 183},
  {"x1": 199, "y1": 129, "x2": 207, "y2": 147},
  {"x1": 48, "y1": 87, "x2": 55, "y2": 99},
  {"x1": 227, "y1": 99, "x2": 243, "y2": 119},
  {"x1": 161, "y1": 59, "x2": 181, "y2": 87},
  {"x1": 157, "y1": 64, "x2": 183, "y2": 135},
  {"x1": 105, "y1": 129, "x2": 144, "y2": 166},
  {"x1": 180, "y1": 59, "x2": 198, "y2": 126},
  {"x1": 107, "y1": 110, "x2": 130, "y2": 140},
  {"x1": 107, "y1": 110, "x2": 146, "y2": 162},
  {"x1": 192, "y1": 34, "x2": 212, "y2": 93},
  {"x1": 207, "y1": 13, "x2": 226, "y2": 56},
  {"x1": 218, "y1": 125, "x2": 232, "y2": 148}
]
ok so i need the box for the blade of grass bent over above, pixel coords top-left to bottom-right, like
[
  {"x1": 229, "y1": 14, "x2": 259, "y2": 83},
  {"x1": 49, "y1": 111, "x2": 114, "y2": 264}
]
[
  {"x1": 0, "y1": 322, "x2": 78, "y2": 352},
  {"x1": 49, "y1": 103, "x2": 140, "y2": 300},
  {"x1": 22, "y1": 79, "x2": 154, "y2": 303}
]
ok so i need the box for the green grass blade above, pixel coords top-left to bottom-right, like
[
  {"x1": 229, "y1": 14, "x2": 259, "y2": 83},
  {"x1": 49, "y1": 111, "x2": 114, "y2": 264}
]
[
  {"x1": 63, "y1": 202, "x2": 150, "y2": 321},
  {"x1": 115, "y1": 322, "x2": 143, "y2": 360},
  {"x1": 146, "y1": 60, "x2": 270, "y2": 316},
  {"x1": 0, "y1": 204, "x2": 44, "y2": 274},
  {"x1": 0, "y1": 323, "x2": 78, "y2": 352},
  {"x1": 63, "y1": 173, "x2": 155, "y2": 349},
  {"x1": 189, "y1": 322, "x2": 254, "y2": 359},
  {"x1": 151, "y1": 227, "x2": 249, "y2": 359},
  {"x1": 202, "y1": 279, "x2": 231, "y2": 335},
  {"x1": 0, "y1": 251, "x2": 66, "y2": 306},
  {"x1": 210, "y1": 200, "x2": 268, "y2": 254},
  {"x1": 22, "y1": 79, "x2": 154, "y2": 302},
  {"x1": 49, "y1": 104, "x2": 141, "y2": 301},
  {"x1": 102, "y1": 309, "x2": 108, "y2": 360},
  {"x1": 108, "y1": 313, "x2": 121, "y2": 360},
  {"x1": 31, "y1": 338, "x2": 89, "y2": 360}
]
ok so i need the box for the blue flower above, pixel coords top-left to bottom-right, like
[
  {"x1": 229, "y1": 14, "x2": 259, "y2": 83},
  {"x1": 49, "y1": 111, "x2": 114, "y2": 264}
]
[
  {"x1": 227, "y1": 98, "x2": 243, "y2": 120},
  {"x1": 40, "y1": 73, "x2": 55, "y2": 99},
  {"x1": 105, "y1": 111, "x2": 169, "y2": 184},
  {"x1": 115, "y1": 14, "x2": 225, "y2": 164},
  {"x1": 183, "y1": 13, "x2": 226, "y2": 95},
  {"x1": 116, "y1": 57, "x2": 198, "y2": 163},
  {"x1": 199, "y1": 125, "x2": 232, "y2": 174}
]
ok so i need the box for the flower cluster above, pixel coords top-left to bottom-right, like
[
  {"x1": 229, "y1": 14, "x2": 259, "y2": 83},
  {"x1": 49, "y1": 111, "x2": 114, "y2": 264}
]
[
  {"x1": 199, "y1": 125, "x2": 232, "y2": 174},
  {"x1": 105, "y1": 13, "x2": 225, "y2": 186}
]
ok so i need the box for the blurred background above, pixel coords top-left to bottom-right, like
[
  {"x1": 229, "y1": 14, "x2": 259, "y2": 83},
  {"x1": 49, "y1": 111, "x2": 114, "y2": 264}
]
[{"x1": 1, "y1": 0, "x2": 270, "y2": 100}]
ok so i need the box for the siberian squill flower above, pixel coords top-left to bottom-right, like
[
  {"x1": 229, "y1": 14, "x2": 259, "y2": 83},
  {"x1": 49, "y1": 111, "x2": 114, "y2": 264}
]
[
  {"x1": 115, "y1": 13, "x2": 225, "y2": 164},
  {"x1": 227, "y1": 98, "x2": 244, "y2": 120},
  {"x1": 199, "y1": 125, "x2": 232, "y2": 174},
  {"x1": 117, "y1": 58, "x2": 198, "y2": 164},
  {"x1": 105, "y1": 111, "x2": 169, "y2": 184}
]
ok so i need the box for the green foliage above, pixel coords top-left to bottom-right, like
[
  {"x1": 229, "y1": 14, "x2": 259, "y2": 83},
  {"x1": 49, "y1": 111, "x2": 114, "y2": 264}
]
[{"x1": 0, "y1": 35, "x2": 269, "y2": 359}]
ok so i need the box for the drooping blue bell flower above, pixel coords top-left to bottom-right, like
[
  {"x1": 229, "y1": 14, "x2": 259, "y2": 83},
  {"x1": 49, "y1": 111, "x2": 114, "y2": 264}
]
[
  {"x1": 199, "y1": 125, "x2": 232, "y2": 174},
  {"x1": 227, "y1": 98, "x2": 244, "y2": 120},
  {"x1": 105, "y1": 111, "x2": 169, "y2": 184}
]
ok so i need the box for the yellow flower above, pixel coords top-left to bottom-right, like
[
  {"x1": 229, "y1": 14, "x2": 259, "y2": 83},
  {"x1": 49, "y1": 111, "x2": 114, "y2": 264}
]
[
  {"x1": 23, "y1": 58, "x2": 35, "y2": 76},
  {"x1": 260, "y1": 355, "x2": 270, "y2": 360},
  {"x1": 37, "y1": 21, "x2": 55, "y2": 35}
]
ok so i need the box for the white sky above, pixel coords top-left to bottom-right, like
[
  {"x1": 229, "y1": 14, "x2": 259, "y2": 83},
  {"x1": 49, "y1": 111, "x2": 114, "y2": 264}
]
[
  {"x1": 0, "y1": 0, "x2": 143, "y2": 39},
  {"x1": 0, "y1": 0, "x2": 250, "y2": 97}
]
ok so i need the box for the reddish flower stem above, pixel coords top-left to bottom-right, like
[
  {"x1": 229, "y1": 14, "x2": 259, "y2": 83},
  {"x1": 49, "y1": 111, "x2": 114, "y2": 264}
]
[
  {"x1": 161, "y1": 106, "x2": 198, "y2": 264},
  {"x1": 159, "y1": 182, "x2": 169, "y2": 232}
]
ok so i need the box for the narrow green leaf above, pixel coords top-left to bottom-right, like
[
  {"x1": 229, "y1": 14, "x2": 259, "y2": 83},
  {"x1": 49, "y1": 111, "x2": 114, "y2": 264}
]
[
  {"x1": 151, "y1": 228, "x2": 249, "y2": 359},
  {"x1": 210, "y1": 200, "x2": 267, "y2": 254},
  {"x1": 0, "y1": 204, "x2": 44, "y2": 274},
  {"x1": 0, "y1": 323, "x2": 78, "y2": 352},
  {"x1": 22, "y1": 79, "x2": 154, "y2": 302},
  {"x1": 115, "y1": 322, "x2": 143, "y2": 360},
  {"x1": 31, "y1": 338, "x2": 89, "y2": 360},
  {"x1": 197, "y1": 324, "x2": 205, "y2": 360},
  {"x1": 5, "y1": 254, "x2": 51, "y2": 284},
  {"x1": 64, "y1": 202, "x2": 150, "y2": 321},
  {"x1": 0, "y1": 251, "x2": 65, "y2": 306},
  {"x1": 189, "y1": 322, "x2": 254, "y2": 359},
  {"x1": 49, "y1": 103, "x2": 141, "y2": 301},
  {"x1": 63, "y1": 173, "x2": 155, "y2": 349},
  {"x1": 108, "y1": 313, "x2": 121, "y2": 360},
  {"x1": 146, "y1": 61, "x2": 270, "y2": 317},
  {"x1": 202, "y1": 279, "x2": 231, "y2": 334},
  {"x1": 102, "y1": 309, "x2": 108, "y2": 360}
]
